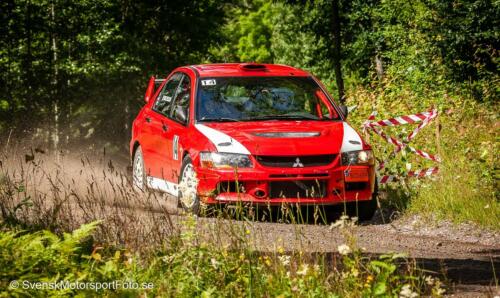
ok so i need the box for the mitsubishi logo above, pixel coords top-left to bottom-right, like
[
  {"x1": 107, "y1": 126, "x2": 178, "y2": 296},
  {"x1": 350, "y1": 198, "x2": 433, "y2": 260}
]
[{"x1": 292, "y1": 157, "x2": 304, "y2": 168}]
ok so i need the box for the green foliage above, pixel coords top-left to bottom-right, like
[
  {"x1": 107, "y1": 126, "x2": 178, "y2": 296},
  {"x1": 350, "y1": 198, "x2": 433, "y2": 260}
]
[
  {"x1": 407, "y1": 102, "x2": 499, "y2": 229},
  {"x1": 210, "y1": 0, "x2": 498, "y2": 102},
  {"x1": 209, "y1": 0, "x2": 275, "y2": 63},
  {"x1": 0, "y1": 100, "x2": 8, "y2": 111},
  {"x1": 0, "y1": 0, "x2": 225, "y2": 146},
  {"x1": 271, "y1": 2, "x2": 336, "y2": 88},
  {"x1": 370, "y1": 0, "x2": 447, "y2": 92},
  {"x1": 0, "y1": 218, "x2": 441, "y2": 297},
  {"x1": 0, "y1": 0, "x2": 498, "y2": 229},
  {"x1": 237, "y1": 1, "x2": 275, "y2": 62},
  {"x1": 430, "y1": 1, "x2": 499, "y2": 87},
  {"x1": 346, "y1": 82, "x2": 499, "y2": 230},
  {"x1": 0, "y1": 221, "x2": 100, "y2": 296}
]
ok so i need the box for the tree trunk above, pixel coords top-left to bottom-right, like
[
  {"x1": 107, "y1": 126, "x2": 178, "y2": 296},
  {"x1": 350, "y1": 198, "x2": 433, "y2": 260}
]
[
  {"x1": 65, "y1": 41, "x2": 73, "y2": 146},
  {"x1": 25, "y1": 0, "x2": 33, "y2": 97},
  {"x1": 50, "y1": 1, "x2": 60, "y2": 160},
  {"x1": 331, "y1": 0, "x2": 345, "y2": 104},
  {"x1": 375, "y1": 53, "x2": 384, "y2": 80}
]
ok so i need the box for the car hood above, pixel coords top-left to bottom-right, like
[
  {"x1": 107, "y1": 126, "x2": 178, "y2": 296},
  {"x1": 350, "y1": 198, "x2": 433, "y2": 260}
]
[{"x1": 194, "y1": 121, "x2": 363, "y2": 156}]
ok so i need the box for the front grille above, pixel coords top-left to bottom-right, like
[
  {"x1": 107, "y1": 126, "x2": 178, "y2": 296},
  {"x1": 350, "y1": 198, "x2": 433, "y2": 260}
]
[
  {"x1": 269, "y1": 180, "x2": 327, "y2": 198},
  {"x1": 256, "y1": 155, "x2": 335, "y2": 168},
  {"x1": 269, "y1": 173, "x2": 329, "y2": 178},
  {"x1": 217, "y1": 181, "x2": 244, "y2": 193},
  {"x1": 345, "y1": 182, "x2": 367, "y2": 191}
]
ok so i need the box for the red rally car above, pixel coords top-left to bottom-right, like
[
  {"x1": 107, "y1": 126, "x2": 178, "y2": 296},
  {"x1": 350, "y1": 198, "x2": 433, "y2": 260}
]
[{"x1": 130, "y1": 63, "x2": 377, "y2": 219}]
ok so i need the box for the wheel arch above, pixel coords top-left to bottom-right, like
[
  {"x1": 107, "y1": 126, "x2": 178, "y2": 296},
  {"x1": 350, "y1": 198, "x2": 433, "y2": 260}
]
[
  {"x1": 131, "y1": 141, "x2": 141, "y2": 162},
  {"x1": 181, "y1": 149, "x2": 190, "y2": 162}
]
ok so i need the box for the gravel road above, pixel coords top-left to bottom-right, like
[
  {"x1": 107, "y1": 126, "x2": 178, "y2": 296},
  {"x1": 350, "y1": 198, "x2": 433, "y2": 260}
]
[{"x1": 2, "y1": 152, "x2": 498, "y2": 297}]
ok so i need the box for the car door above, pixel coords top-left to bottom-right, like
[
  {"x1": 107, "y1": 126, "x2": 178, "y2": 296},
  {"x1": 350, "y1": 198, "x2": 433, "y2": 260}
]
[
  {"x1": 166, "y1": 74, "x2": 193, "y2": 182},
  {"x1": 142, "y1": 72, "x2": 182, "y2": 181}
]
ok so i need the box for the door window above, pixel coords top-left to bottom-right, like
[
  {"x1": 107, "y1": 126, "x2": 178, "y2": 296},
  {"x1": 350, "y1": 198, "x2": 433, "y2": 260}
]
[
  {"x1": 169, "y1": 75, "x2": 191, "y2": 124},
  {"x1": 152, "y1": 73, "x2": 183, "y2": 115}
]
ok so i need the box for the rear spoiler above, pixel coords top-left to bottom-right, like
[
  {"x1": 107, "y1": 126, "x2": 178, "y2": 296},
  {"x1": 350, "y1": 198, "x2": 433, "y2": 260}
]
[
  {"x1": 154, "y1": 79, "x2": 166, "y2": 89},
  {"x1": 144, "y1": 76, "x2": 165, "y2": 103},
  {"x1": 145, "y1": 77, "x2": 167, "y2": 103}
]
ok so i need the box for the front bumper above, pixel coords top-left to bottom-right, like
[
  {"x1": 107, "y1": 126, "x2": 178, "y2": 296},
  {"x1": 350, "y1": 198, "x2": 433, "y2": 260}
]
[{"x1": 196, "y1": 155, "x2": 375, "y2": 206}]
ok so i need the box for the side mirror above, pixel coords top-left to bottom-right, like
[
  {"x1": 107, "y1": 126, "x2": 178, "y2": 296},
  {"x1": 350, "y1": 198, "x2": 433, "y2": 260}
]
[
  {"x1": 339, "y1": 105, "x2": 348, "y2": 119},
  {"x1": 144, "y1": 76, "x2": 156, "y2": 103},
  {"x1": 174, "y1": 106, "x2": 187, "y2": 123}
]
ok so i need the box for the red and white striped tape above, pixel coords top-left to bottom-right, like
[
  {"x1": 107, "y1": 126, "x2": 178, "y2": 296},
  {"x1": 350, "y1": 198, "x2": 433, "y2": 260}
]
[
  {"x1": 405, "y1": 109, "x2": 437, "y2": 142},
  {"x1": 364, "y1": 108, "x2": 441, "y2": 184},
  {"x1": 369, "y1": 125, "x2": 441, "y2": 164},
  {"x1": 363, "y1": 111, "x2": 433, "y2": 128},
  {"x1": 378, "y1": 167, "x2": 439, "y2": 184},
  {"x1": 376, "y1": 109, "x2": 439, "y2": 170},
  {"x1": 408, "y1": 166, "x2": 440, "y2": 178}
]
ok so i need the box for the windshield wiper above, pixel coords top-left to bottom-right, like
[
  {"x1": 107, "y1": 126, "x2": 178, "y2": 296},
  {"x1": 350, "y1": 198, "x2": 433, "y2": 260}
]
[
  {"x1": 199, "y1": 117, "x2": 240, "y2": 122},
  {"x1": 245, "y1": 114, "x2": 318, "y2": 121}
]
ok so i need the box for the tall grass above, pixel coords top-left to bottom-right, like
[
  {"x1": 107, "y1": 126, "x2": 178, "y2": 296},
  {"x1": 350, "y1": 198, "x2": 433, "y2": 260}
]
[
  {"x1": 0, "y1": 150, "x2": 179, "y2": 249},
  {"x1": 0, "y1": 216, "x2": 445, "y2": 297},
  {"x1": 0, "y1": 148, "x2": 446, "y2": 297},
  {"x1": 346, "y1": 84, "x2": 499, "y2": 230},
  {"x1": 409, "y1": 161, "x2": 500, "y2": 230}
]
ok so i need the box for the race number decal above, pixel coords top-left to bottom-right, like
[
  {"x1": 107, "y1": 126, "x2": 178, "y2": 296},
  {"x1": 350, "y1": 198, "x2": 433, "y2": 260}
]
[
  {"x1": 173, "y1": 135, "x2": 179, "y2": 160},
  {"x1": 201, "y1": 79, "x2": 216, "y2": 86}
]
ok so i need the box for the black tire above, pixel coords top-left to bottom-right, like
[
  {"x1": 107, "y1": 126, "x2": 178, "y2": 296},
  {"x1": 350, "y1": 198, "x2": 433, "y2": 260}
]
[
  {"x1": 320, "y1": 205, "x2": 343, "y2": 225},
  {"x1": 350, "y1": 181, "x2": 379, "y2": 221},
  {"x1": 132, "y1": 146, "x2": 147, "y2": 191},
  {"x1": 178, "y1": 156, "x2": 202, "y2": 214}
]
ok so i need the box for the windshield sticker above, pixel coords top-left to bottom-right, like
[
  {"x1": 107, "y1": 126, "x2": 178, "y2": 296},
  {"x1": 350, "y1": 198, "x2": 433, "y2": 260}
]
[{"x1": 201, "y1": 79, "x2": 216, "y2": 86}]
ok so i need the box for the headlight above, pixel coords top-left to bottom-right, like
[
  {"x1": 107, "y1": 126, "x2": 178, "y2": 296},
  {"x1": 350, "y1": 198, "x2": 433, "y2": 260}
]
[
  {"x1": 199, "y1": 152, "x2": 253, "y2": 169},
  {"x1": 341, "y1": 150, "x2": 374, "y2": 166}
]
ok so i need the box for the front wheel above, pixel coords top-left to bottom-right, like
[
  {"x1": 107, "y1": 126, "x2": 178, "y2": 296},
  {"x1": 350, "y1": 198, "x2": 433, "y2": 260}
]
[
  {"x1": 132, "y1": 146, "x2": 147, "y2": 191},
  {"x1": 178, "y1": 156, "x2": 202, "y2": 214},
  {"x1": 350, "y1": 181, "x2": 379, "y2": 221}
]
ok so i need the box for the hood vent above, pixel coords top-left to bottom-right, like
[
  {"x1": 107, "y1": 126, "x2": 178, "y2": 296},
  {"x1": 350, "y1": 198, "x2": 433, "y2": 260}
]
[{"x1": 253, "y1": 132, "x2": 320, "y2": 138}]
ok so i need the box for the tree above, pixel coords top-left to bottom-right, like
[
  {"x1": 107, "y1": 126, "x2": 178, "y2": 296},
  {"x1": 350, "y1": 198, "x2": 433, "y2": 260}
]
[
  {"x1": 0, "y1": 0, "x2": 227, "y2": 150},
  {"x1": 331, "y1": 0, "x2": 344, "y2": 102},
  {"x1": 209, "y1": 0, "x2": 274, "y2": 63}
]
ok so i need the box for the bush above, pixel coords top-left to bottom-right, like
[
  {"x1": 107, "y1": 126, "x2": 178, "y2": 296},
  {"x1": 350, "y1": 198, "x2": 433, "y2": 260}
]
[
  {"x1": 345, "y1": 81, "x2": 499, "y2": 230},
  {"x1": 0, "y1": 218, "x2": 445, "y2": 297}
]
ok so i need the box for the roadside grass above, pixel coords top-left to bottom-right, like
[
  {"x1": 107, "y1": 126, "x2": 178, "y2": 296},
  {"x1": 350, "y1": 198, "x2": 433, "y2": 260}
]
[
  {"x1": 0, "y1": 151, "x2": 446, "y2": 297},
  {"x1": 346, "y1": 85, "x2": 499, "y2": 230},
  {"x1": 0, "y1": 216, "x2": 444, "y2": 297},
  {"x1": 408, "y1": 161, "x2": 499, "y2": 230},
  {"x1": 405, "y1": 107, "x2": 499, "y2": 230},
  {"x1": 0, "y1": 79, "x2": 497, "y2": 295}
]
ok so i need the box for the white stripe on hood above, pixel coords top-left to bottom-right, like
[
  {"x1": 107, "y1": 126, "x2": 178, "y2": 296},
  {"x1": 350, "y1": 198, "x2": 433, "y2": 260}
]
[
  {"x1": 195, "y1": 124, "x2": 251, "y2": 154},
  {"x1": 341, "y1": 122, "x2": 363, "y2": 152}
]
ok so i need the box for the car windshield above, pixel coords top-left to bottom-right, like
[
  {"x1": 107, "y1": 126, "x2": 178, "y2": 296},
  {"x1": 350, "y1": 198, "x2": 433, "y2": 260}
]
[{"x1": 196, "y1": 76, "x2": 340, "y2": 122}]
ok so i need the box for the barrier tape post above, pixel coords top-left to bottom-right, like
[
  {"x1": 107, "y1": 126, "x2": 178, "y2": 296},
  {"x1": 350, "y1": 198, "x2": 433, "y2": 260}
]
[
  {"x1": 363, "y1": 108, "x2": 441, "y2": 184},
  {"x1": 362, "y1": 110, "x2": 379, "y2": 146},
  {"x1": 435, "y1": 114, "x2": 442, "y2": 157}
]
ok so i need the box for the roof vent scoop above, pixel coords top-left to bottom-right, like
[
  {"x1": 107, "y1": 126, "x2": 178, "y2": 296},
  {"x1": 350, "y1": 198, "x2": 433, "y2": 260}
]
[{"x1": 239, "y1": 63, "x2": 267, "y2": 71}]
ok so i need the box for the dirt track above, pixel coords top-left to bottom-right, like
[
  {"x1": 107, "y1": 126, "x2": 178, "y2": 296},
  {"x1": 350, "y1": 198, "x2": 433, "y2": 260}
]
[
  {"x1": 1, "y1": 152, "x2": 499, "y2": 296},
  {"x1": 131, "y1": 190, "x2": 499, "y2": 297},
  {"x1": 161, "y1": 206, "x2": 500, "y2": 296}
]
